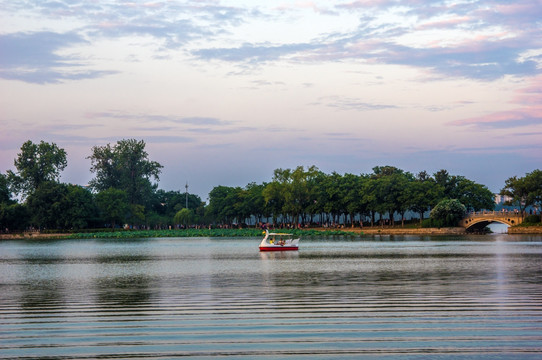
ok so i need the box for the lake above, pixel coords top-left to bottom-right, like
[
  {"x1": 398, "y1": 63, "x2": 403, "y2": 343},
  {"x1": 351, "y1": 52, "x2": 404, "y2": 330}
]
[{"x1": 1, "y1": 234, "x2": 541, "y2": 359}]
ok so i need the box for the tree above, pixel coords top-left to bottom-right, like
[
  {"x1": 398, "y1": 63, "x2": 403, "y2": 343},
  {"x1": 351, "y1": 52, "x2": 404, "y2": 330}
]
[
  {"x1": 502, "y1": 170, "x2": 542, "y2": 218},
  {"x1": 7, "y1": 140, "x2": 67, "y2": 198},
  {"x1": 60, "y1": 185, "x2": 98, "y2": 229},
  {"x1": 208, "y1": 185, "x2": 237, "y2": 225},
  {"x1": 26, "y1": 181, "x2": 68, "y2": 229},
  {"x1": 0, "y1": 173, "x2": 12, "y2": 204},
  {"x1": 370, "y1": 166, "x2": 405, "y2": 226},
  {"x1": 95, "y1": 188, "x2": 129, "y2": 228},
  {"x1": 244, "y1": 182, "x2": 267, "y2": 225},
  {"x1": 430, "y1": 199, "x2": 466, "y2": 227},
  {"x1": 174, "y1": 208, "x2": 193, "y2": 227},
  {"x1": 454, "y1": 178, "x2": 494, "y2": 212},
  {"x1": 500, "y1": 175, "x2": 530, "y2": 216},
  {"x1": 408, "y1": 171, "x2": 440, "y2": 223},
  {"x1": 88, "y1": 139, "x2": 163, "y2": 220},
  {"x1": 524, "y1": 170, "x2": 542, "y2": 219},
  {"x1": 0, "y1": 203, "x2": 28, "y2": 231}
]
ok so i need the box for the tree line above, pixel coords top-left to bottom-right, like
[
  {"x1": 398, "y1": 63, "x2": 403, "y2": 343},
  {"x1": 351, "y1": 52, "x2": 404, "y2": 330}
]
[{"x1": 1, "y1": 139, "x2": 541, "y2": 232}]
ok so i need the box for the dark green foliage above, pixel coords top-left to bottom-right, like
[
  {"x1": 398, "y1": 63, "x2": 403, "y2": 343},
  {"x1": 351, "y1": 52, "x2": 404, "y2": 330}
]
[
  {"x1": 88, "y1": 139, "x2": 163, "y2": 210},
  {"x1": 7, "y1": 140, "x2": 67, "y2": 198},
  {"x1": 524, "y1": 215, "x2": 541, "y2": 224},
  {"x1": 3, "y1": 139, "x2": 541, "y2": 232},
  {"x1": 501, "y1": 170, "x2": 542, "y2": 216},
  {"x1": 0, "y1": 173, "x2": 12, "y2": 204},
  {"x1": 95, "y1": 188, "x2": 129, "y2": 229},
  {"x1": 25, "y1": 182, "x2": 97, "y2": 230},
  {"x1": 430, "y1": 199, "x2": 467, "y2": 227},
  {"x1": 0, "y1": 203, "x2": 29, "y2": 231}
]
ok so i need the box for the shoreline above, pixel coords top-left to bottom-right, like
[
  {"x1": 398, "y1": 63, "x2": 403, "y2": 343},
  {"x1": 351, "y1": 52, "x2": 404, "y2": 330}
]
[{"x1": 1, "y1": 225, "x2": 541, "y2": 240}]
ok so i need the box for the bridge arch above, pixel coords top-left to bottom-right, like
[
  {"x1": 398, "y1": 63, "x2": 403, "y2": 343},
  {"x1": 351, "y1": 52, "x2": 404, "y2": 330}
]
[{"x1": 459, "y1": 212, "x2": 523, "y2": 231}]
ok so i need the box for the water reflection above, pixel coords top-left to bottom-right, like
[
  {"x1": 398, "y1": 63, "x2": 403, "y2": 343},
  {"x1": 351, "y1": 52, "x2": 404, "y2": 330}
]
[
  {"x1": 20, "y1": 280, "x2": 65, "y2": 312},
  {"x1": 1, "y1": 236, "x2": 541, "y2": 359},
  {"x1": 94, "y1": 274, "x2": 153, "y2": 308},
  {"x1": 259, "y1": 251, "x2": 299, "y2": 260}
]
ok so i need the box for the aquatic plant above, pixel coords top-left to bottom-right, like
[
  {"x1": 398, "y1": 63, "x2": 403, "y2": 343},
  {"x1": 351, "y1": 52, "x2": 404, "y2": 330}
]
[{"x1": 67, "y1": 228, "x2": 357, "y2": 239}]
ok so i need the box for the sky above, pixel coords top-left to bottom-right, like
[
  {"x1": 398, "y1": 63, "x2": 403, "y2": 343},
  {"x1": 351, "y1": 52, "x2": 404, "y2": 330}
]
[{"x1": 1, "y1": 0, "x2": 541, "y2": 200}]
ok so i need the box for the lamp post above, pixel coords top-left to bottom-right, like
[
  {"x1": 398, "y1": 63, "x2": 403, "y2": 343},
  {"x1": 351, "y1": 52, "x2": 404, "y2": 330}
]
[{"x1": 185, "y1": 182, "x2": 188, "y2": 209}]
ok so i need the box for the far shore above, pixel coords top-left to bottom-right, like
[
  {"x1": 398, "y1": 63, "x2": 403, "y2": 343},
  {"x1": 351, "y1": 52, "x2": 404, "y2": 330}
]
[{"x1": 1, "y1": 224, "x2": 542, "y2": 240}]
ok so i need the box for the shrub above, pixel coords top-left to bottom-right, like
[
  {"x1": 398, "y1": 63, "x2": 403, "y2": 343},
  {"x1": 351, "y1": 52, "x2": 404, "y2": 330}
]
[
  {"x1": 524, "y1": 214, "x2": 541, "y2": 224},
  {"x1": 430, "y1": 199, "x2": 466, "y2": 227}
]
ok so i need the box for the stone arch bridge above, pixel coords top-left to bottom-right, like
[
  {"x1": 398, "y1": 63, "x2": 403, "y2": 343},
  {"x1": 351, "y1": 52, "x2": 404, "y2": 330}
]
[{"x1": 459, "y1": 211, "x2": 524, "y2": 231}]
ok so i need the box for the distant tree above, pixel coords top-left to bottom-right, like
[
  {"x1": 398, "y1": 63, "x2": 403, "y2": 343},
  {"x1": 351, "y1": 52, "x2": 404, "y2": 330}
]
[
  {"x1": 26, "y1": 181, "x2": 68, "y2": 229},
  {"x1": 524, "y1": 170, "x2": 542, "y2": 219},
  {"x1": 454, "y1": 178, "x2": 494, "y2": 212},
  {"x1": 61, "y1": 185, "x2": 98, "y2": 229},
  {"x1": 0, "y1": 203, "x2": 28, "y2": 231},
  {"x1": 500, "y1": 175, "x2": 530, "y2": 216},
  {"x1": 244, "y1": 182, "x2": 267, "y2": 225},
  {"x1": 371, "y1": 166, "x2": 405, "y2": 226},
  {"x1": 174, "y1": 208, "x2": 193, "y2": 227},
  {"x1": 208, "y1": 185, "x2": 237, "y2": 225},
  {"x1": 430, "y1": 199, "x2": 466, "y2": 227},
  {"x1": 263, "y1": 168, "x2": 294, "y2": 226},
  {"x1": 0, "y1": 173, "x2": 12, "y2": 204},
  {"x1": 95, "y1": 188, "x2": 129, "y2": 228},
  {"x1": 7, "y1": 140, "x2": 67, "y2": 198},
  {"x1": 502, "y1": 170, "x2": 542, "y2": 218},
  {"x1": 408, "y1": 171, "x2": 440, "y2": 223},
  {"x1": 88, "y1": 139, "x2": 163, "y2": 210}
]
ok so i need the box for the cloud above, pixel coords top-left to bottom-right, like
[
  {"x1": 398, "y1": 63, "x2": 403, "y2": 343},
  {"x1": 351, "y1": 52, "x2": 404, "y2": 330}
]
[
  {"x1": 175, "y1": 117, "x2": 230, "y2": 126},
  {"x1": 449, "y1": 76, "x2": 542, "y2": 129},
  {"x1": 86, "y1": 111, "x2": 231, "y2": 127},
  {"x1": 190, "y1": 0, "x2": 542, "y2": 80},
  {"x1": 449, "y1": 109, "x2": 542, "y2": 129},
  {"x1": 0, "y1": 31, "x2": 117, "y2": 83},
  {"x1": 193, "y1": 42, "x2": 319, "y2": 63},
  {"x1": 318, "y1": 96, "x2": 398, "y2": 111}
]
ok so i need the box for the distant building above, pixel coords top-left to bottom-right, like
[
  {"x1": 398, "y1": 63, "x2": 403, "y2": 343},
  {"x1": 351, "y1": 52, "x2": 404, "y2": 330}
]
[{"x1": 494, "y1": 194, "x2": 512, "y2": 205}]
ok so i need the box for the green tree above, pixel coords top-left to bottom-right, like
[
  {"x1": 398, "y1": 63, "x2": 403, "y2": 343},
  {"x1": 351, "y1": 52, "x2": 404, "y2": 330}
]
[
  {"x1": 26, "y1": 181, "x2": 68, "y2": 229},
  {"x1": 502, "y1": 170, "x2": 542, "y2": 218},
  {"x1": 408, "y1": 171, "x2": 440, "y2": 223},
  {"x1": 430, "y1": 199, "x2": 467, "y2": 227},
  {"x1": 0, "y1": 203, "x2": 28, "y2": 231},
  {"x1": 58, "y1": 185, "x2": 97, "y2": 229},
  {"x1": 0, "y1": 173, "x2": 12, "y2": 204},
  {"x1": 524, "y1": 170, "x2": 542, "y2": 219},
  {"x1": 371, "y1": 166, "x2": 405, "y2": 226},
  {"x1": 88, "y1": 139, "x2": 163, "y2": 211},
  {"x1": 7, "y1": 140, "x2": 67, "y2": 198},
  {"x1": 244, "y1": 182, "x2": 267, "y2": 225},
  {"x1": 263, "y1": 179, "x2": 285, "y2": 226},
  {"x1": 454, "y1": 178, "x2": 494, "y2": 212},
  {"x1": 500, "y1": 175, "x2": 530, "y2": 216},
  {"x1": 95, "y1": 188, "x2": 129, "y2": 228},
  {"x1": 174, "y1": 208, "x2": 193, "y2": 227},
  {"x1": 208, "y1": 185, "x2": 237, "y2": 225}
]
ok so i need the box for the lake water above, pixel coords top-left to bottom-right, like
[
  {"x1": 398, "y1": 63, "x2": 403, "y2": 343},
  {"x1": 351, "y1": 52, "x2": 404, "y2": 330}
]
[{"x1": 1, "y1": 234, "x2": 541, "y2": 359}]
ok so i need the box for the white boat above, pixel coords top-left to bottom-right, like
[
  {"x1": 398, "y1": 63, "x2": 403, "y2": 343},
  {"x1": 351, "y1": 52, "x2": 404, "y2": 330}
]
[{"x1": 259, "y1": 230, "x2": 299, "y2": 251}]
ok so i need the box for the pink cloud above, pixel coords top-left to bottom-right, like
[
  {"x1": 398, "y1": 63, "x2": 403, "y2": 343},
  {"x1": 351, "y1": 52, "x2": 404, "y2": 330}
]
[
  {"x1": 495, "y1": 2, "x2": 541, "y2": 16},
  {"x1": 449, "y1": 76, "x2": 542, "y2": 129}
]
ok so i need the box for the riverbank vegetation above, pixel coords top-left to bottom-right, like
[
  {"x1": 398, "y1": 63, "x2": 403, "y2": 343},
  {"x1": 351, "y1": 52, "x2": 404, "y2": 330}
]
[
  {"x1": 64, "y1": 228, "x2": 356, "y2": 239},
  {"x1": 1, "y1": 139, "x2": 541, "y2": 234}
]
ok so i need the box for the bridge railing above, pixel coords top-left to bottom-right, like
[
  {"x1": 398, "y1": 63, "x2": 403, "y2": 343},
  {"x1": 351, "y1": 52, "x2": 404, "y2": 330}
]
[{"x1": 467, "y1": 210, "x2": 523, "y2": 216}]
